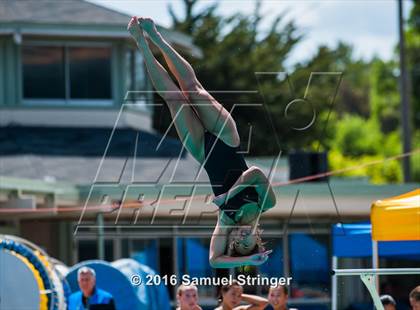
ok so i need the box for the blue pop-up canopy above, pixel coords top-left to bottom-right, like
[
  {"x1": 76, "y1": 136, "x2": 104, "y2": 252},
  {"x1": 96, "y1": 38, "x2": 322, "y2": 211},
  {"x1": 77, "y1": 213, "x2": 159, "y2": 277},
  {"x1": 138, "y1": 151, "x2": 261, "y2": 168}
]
[{"x1": 332, "y1": 222, "x2": 420, "y2": 258}]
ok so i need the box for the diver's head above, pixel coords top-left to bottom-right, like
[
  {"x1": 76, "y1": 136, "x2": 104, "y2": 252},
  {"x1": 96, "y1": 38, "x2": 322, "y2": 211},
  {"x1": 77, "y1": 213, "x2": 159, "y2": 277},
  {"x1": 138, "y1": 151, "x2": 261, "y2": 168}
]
[{"x1": 228, "y1": 225, "x2": 264, "y2": 256}]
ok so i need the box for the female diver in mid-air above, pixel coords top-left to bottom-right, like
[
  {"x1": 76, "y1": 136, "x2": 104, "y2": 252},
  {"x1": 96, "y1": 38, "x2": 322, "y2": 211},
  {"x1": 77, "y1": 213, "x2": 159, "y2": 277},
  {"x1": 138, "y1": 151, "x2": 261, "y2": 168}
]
[{"x1": 128, "y1": 17, "x2": 276, "y2": 268}]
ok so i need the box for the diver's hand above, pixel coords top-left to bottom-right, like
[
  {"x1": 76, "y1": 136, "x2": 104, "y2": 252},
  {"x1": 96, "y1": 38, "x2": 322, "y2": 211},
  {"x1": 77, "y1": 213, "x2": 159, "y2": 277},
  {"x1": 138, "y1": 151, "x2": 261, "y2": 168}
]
[
  {"x1": 247, "y1": 250, "x2": 272, "y2": 266},
  {"x1": 212, "y1": 193, "x2": 227, "y2": 207}
]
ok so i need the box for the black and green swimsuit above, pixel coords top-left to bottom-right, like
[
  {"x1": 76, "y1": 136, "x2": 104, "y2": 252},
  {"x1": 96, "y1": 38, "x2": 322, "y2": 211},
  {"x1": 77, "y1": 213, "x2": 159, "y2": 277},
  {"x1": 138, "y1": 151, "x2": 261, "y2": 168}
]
[{"x1": 203, "y1": 131, "x2": 259, "y2": 223}]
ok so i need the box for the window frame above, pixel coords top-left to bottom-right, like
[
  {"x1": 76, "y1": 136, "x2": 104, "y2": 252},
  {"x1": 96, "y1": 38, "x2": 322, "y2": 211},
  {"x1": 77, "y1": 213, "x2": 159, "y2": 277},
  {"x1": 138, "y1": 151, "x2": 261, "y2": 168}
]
[{"x1": 21, "y1": 40, "x2": 114, "y2": 106}]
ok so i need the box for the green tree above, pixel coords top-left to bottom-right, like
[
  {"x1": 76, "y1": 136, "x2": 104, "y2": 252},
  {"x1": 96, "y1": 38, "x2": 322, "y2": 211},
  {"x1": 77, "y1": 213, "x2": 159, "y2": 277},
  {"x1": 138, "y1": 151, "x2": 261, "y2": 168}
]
[
  {"x1": 406, "y1": 0, "x2": 420, "y2": 130},
  {"x1": 369, "y1": 59, "x2": 400, "y2": 133},
  {"x1": 405, "y1": 0, "x2": 420, "y2": 181}
]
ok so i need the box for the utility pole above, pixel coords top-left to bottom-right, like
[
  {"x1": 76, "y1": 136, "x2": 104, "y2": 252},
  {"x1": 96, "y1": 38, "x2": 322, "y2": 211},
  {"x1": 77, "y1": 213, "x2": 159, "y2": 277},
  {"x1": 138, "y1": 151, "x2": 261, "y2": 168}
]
[
  {"x1": 398, "y1": 0, "x2": 411, "y2": 182},
  {"x1": 97, "y1": 213, "x2": 105, "y2": 260}
]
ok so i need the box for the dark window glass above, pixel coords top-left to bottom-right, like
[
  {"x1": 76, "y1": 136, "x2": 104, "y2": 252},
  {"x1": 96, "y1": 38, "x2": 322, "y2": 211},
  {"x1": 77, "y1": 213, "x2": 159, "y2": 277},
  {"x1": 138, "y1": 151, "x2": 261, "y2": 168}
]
[
  {"x1": 78, "y1": 240, "x2": 97, "y2": 262},
  {"x1": 121, "y1": 239, "x2": 129, "y2": 258},
  {"x1": 77, "y1": 240, "x2": 114, "y2": 262},
  {"x1": 104, "y1": 240, "x2": 114, "y2": 262},
  {"x1": 69, "y1": 47, "x2": 111, "y2": 99},
  {"x1": 22, "y1": 46, "x2": 65, "y2": 98}
]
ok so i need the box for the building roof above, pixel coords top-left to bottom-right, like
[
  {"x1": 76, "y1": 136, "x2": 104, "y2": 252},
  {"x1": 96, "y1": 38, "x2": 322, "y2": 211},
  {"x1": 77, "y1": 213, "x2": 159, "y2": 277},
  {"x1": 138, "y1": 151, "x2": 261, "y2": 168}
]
[
  {"x1": 0, "y1": 126, "x2": 185, "y2": 158},
  {"x1": 0, "y1": 0, "x2": 202, "y2": 57},
  {"x1": 0, "y1": 127, "x2": 287, "y2": 184},
  {"x1": 0, "y1": 0, "x2": 130, "y2": 26}
]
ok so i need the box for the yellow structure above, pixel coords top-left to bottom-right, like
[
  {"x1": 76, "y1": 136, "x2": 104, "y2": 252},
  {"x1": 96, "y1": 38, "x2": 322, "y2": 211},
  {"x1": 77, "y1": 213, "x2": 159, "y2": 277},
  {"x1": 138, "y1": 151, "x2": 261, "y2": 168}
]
[{"x1": 371, "y1": 189, "x2": 420, "y2": 241}]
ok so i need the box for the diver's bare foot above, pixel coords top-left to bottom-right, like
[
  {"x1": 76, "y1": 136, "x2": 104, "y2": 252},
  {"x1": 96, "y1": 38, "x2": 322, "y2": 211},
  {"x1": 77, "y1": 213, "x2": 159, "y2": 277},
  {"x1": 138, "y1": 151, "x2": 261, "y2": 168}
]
[
  {"x1": 127, "y1": 16, "x2": 143, "y2": 40},
  {"x1": 139, "y1": 17, "x2": 163, "y2": 44},
  {"x1": 139, "y1": 18, "x2": 158, "y2": 35}
]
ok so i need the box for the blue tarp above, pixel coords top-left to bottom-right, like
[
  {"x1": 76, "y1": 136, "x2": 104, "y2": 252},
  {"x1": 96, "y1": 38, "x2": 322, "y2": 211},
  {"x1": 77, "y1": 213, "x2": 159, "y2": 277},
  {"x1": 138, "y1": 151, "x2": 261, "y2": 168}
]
[
  {"x1": 259, "y1": 241, "x2": 283, "y2": 277},
  {"x1": 290, "y1": 233, "x2": 329, "y2": 283},
  {"x1": 332, "y1": 223, "x2": 420, "y2": 258},
  {"x1": 186, "y1": 239, "x2": 211, "y2": 278},
  {"x1": 131, "y1": 241, "x2": 158, "y2": 271},
  {"x1": 112, "y1": 259, "x2": 171, "y2": 310},
  {"x1": 177, "y1": 238, "x2": 213, "y2": 278}
]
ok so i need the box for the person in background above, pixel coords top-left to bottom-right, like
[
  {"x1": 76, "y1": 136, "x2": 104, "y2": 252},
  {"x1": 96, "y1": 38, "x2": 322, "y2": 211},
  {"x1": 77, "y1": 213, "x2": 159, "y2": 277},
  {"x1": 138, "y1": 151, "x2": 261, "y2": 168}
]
[
  {"x1": 380, "y1": 294, "x2": 397, "y2": 310},
  {"x1": 409, "y1": 286, "x2": 420, "y2": 310},
  {"x1": 264, "y1": 285, "x2": 297, "y2": 310},
  {"x1": 176, "y1": 284, "x2": 202, "y2": 310},
  {"x1": 215, "y1": 280, "x2": 268, "y2": 310},
  {"x1": 68, "y1": 267, "x2": 116, "y2": 310}
]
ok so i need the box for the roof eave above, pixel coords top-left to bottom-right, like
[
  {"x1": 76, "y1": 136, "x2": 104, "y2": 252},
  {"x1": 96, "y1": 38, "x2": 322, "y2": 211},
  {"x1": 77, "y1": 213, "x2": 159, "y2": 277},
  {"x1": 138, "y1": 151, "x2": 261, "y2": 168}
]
[{"x1": 0, "y1": 22, "x2": 203, "y2": 58}]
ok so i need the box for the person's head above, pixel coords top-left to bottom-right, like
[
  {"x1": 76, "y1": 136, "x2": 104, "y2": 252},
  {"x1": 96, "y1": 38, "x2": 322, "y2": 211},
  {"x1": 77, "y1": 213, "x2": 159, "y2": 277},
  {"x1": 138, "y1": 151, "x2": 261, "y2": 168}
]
[
  {"x1": 380, "y1": 294, "x2": 396, "y2": 310},
  {"x1": 219, "y1": 280, "x2": 243, "y2": 309},
  {"x1": 77, "y1": 267, "x2": 96, "y2": 297},
  {"x1": 268, "y1": 285, "x2": 289, "y2": 309},
  {"x1": 176, "y1": 284, "x2": 199, "y2": 310},
  {"x1": 409, "y1": 286, "x2": 420, "y2": 310},
  {"x1": 228, "y1": 225, "x2": 265, "y2": 256}
]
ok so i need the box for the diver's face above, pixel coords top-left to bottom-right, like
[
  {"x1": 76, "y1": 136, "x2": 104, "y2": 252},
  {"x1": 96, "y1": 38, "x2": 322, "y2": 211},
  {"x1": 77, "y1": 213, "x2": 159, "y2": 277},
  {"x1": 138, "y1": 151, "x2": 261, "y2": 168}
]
[
  {"x1": 178, "y1": 288, "x2": 198, "y2": 310},
  {"x1": 268, "y1": 287, "x2": 288, "y2": 308},
  {"x1": 233, "y1": 226, "x2": 257, "y2": 255},
  {"x1": 223, "y1": 285, "x2": 242, "y2": 308}
]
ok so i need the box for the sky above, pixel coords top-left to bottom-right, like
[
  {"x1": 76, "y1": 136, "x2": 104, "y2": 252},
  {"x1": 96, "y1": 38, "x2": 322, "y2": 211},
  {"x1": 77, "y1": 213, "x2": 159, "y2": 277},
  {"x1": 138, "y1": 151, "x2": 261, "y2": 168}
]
[{"x1": 89, "y1": 0, "x2": 413, "y2": 65}]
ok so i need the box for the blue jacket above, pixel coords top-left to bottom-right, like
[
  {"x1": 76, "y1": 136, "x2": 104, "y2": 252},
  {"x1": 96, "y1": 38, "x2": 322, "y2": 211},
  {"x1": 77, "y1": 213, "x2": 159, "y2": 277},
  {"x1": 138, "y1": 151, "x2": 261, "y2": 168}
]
[{"x1": 68, "y1": 288, "x2": 115, "y2": 310}]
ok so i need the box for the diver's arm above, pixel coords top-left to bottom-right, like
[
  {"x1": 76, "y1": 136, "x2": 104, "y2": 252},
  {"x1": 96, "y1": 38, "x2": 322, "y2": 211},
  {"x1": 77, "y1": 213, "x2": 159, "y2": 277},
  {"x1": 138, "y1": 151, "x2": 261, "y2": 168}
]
[{"x1": 209, "y1": 216, "x2": 247, "y2": 268}]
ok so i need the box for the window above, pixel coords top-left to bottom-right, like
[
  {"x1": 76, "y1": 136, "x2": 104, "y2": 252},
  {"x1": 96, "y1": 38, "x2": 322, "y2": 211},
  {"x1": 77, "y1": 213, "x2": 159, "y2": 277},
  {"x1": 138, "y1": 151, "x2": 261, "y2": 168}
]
[
  {"x1": 22, "y1": 44, "x2": 112, "y2": 103},
  {"x1": 69, "y1": 47, "x2": 111, "y2": 99},
  {"x1": 22, "y1": 46, "x2": 65, "y2": 99},
  {"x1": 77, "y1": 239, "x2": 114, "y2": 262},
  {"x1": 125, "y1": 49, "x2": 150, "y2": 112}
]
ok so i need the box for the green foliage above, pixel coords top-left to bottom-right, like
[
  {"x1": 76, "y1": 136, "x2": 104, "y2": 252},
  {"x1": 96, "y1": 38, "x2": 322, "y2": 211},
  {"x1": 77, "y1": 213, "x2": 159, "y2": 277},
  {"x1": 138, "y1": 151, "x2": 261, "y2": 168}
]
[
  {"x1": 331, "y1": 115, "x2": 382, "y2": 157},
  {"x1": 406, "y1": 0, "x2": 420, "y2": 131},
  {"x1": 329, "y1": 139, "x2": 403, "y2": 184},
  {"x1": 411, "y1": 130, "x2": 420, "y2": 181},
  {"x1": 293, "y1": 43, "x2": 371, "y2": 119},
  {"x1": 329, "y1": 150, "x2": 402, "y2": 184},
  {"x1": 369, "y1": 59, "x2": 400, "y2": 133},
  {"x1": 328, "y1": 115, "x2": 406, "y2": 183}
]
